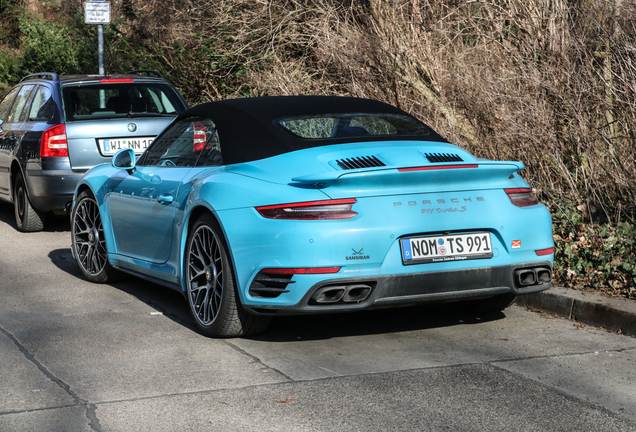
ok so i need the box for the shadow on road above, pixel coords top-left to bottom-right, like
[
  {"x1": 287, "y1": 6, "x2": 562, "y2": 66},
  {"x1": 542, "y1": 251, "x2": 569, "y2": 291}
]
[
  {"x1": 49, "y1": 248, "x2": 197, "y2": 331},
  {"x1": 49, "y1": 246, "x2": 508, "y2": 341},
  {"x1": 259, "y1": 306, "x2": 507, "y2": 342}
]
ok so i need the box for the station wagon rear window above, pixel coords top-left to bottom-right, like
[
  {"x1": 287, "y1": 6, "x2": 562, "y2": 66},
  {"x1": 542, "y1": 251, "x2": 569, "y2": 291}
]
[
  {"x1": 62, "y1": 83, "x2": 186, "y2": 121},
  {"x1": 275, "y1": 113, "x2": 432, "y2": 139}
]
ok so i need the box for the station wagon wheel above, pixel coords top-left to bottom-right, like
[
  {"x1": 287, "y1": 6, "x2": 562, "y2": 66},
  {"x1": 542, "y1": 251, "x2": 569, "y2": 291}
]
[
  {"x1": 186, "y1": 214, "x2": 270, "y2": 337},
  {"x1": 71, "y1": 190, "x2": 119, "y2": 283},
  {"x1": 13, "y1": 172, "x2": 44, "y2": 232}
]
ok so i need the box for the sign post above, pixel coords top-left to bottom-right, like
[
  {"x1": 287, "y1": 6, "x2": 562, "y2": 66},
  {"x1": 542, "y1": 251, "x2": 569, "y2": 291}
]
[{"x1": 84, "y1": 0, "x2": 111, "y2": 75}]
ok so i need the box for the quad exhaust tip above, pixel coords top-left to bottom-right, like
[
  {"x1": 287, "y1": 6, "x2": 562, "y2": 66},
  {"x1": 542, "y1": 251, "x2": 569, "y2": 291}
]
[
  {"x1": 312, "y1": 284, "x2": 372, "y2": 305},
  {"x1": 515, "y1": 267, "x2": 552, "y2": 287}
]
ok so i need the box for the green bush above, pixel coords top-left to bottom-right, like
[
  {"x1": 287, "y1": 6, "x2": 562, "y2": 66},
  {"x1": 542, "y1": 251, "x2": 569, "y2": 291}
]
[
  {"x1": 19, "y1": 14, "x2": 96, "y2": 76},
  {"x1": 0, "y1": 50, "x2": 21, "y2": 96},
  {"x1": 19, "y1": 15, "x2": 81, "y2": 74},
  {"x1": 551, "y1": 201, "x2": 636, "y2": 299}
]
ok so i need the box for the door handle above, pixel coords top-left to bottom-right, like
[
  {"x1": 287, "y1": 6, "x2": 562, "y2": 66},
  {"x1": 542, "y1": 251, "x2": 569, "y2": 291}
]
[{"x1": 157, "y1": 194, "x2": 174, "y2": 204}]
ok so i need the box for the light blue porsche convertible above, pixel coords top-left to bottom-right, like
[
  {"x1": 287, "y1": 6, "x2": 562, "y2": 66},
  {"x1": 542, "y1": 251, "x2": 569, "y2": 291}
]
[{"x1": 71, "y1": 96, "x2": 554, "y2": 337}]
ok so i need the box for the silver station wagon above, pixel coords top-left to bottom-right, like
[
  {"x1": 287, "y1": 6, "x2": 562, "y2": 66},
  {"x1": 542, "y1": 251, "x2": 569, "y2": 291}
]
[{"x1": 0, "y1": 70, "x2": 188, "y2": 231}]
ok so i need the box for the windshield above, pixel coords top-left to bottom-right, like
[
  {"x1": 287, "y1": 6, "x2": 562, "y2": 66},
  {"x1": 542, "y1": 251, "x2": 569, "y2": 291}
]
[
  {"x1": 275, "y1": 113, "x2": 432, "y2": 139},
  {"x1": 61, "y1": 82, "x2": 186, "y2": 121}
]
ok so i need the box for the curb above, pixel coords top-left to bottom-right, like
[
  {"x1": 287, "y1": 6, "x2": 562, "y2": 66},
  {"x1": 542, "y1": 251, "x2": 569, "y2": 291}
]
[{"x1": 517, "y1": 287, "x2": 636, "y2": 337}]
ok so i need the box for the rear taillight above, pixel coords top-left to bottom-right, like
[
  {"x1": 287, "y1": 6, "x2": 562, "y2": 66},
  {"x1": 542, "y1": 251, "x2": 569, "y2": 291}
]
[
  {"x1": 505, "y1": 188, "x2": 539, "y2": 207},
  {"x1": 260, "y1": 267, "x2": 342, "y2": 275},
  {"x1": 256, "y1": 198, "x2": 358, "y2": 220},
  {"x1": 192, "y1": 122, "x2": 207, "y2": 152},
  {"x1": 40, "y1": 124, "x2": 68, "y2": 157}
]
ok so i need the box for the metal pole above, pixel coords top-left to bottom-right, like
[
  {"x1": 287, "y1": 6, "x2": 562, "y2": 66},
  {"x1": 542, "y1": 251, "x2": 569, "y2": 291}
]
[
  {"x1": 98, "y1": 24, "x2": 105, "y2": 108},
  {"x1": 98, "y1": 24, "x2": 104, "y2": 75}
]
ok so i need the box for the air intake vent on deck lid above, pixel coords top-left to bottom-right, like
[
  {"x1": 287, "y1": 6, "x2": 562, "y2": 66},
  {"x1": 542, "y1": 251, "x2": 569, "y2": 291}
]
[
  {"x1": 425, "y1": 153, "x2": 464, "y2": 163},
  {"x1": 336, "y1": 156, "x2": 386, "y2": 170}
]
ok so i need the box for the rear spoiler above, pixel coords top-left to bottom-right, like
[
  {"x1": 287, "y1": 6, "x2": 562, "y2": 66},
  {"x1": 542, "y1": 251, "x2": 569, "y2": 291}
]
[{"x1": 291, "y1": 161, "x2": 525, "y2": 188}]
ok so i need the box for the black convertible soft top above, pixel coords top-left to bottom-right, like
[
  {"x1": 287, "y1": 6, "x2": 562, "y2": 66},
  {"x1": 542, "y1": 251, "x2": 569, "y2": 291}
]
[{"x1": 179, "y1": 95, "x2": 446, "y2": 165}]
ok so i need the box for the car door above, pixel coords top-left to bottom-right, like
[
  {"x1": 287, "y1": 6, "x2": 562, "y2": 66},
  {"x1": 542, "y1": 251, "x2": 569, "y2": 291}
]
[
  {"x1": 108, "y1": 117, "x2": 216, "y2": 263},
  {"x1": 0, "y1": 86, "x2": 23, "y2": 197},
  {"x1": 21, "y1": 84, "x2": 58, "y2": 165},
  {"x1": 0, "y1": 84, "x2": 36, "y2": 192}
]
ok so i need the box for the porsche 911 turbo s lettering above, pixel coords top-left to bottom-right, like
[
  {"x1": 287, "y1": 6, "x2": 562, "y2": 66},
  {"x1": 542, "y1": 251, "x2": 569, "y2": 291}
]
[{"x1": 71, "y1": 96, "x2": 554, "y2": 337}]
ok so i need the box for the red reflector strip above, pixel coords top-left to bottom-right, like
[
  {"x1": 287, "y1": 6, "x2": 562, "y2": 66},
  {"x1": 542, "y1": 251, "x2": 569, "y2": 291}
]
[
  {"x1": 398, "y1": 164, "x2": 478, "y2": 172},
  {"x1": 261, "y1": 267, "x2": 342, "y2": 275},
  {"x1": 99, "y1": 78, "x2": 134, "y2": 83},
  {"x1": 535, "y1": 248, "x2": 554, "y2": 256}
]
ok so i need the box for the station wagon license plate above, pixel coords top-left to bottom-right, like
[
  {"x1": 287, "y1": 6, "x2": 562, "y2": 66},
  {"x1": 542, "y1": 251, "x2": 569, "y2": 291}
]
[
  {"x1": 99, "y1": 137, "x2": 155, "y2": 155},
  {"x1": 401, "y1": 232, "x2": 493, "y2": 264}
]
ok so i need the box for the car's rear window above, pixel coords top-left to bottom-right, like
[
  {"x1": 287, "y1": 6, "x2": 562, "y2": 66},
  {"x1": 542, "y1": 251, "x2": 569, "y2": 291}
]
[
  {"x1": 61, "y1": 82, "x2": 186, "y2": 121},
  {"x1": 275, "y1": 113, "x2": 432, "y2": 139}
]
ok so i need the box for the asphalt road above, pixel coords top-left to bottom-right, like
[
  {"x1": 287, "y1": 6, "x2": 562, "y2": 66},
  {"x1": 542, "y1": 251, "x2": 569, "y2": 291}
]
[{"x1": 0, "y1": 202, "x2": 635, "y2": 432}]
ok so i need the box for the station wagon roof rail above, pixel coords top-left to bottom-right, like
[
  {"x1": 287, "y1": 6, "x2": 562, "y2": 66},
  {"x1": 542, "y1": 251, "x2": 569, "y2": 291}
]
[{"x1": 20, "y1": 72, "x2": 59, "y2": 82}]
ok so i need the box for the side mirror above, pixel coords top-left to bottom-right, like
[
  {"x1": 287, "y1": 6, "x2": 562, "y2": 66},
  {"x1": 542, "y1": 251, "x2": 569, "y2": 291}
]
[{"x1": 112, "y1": 148, "x2": 136, "y2": 170}]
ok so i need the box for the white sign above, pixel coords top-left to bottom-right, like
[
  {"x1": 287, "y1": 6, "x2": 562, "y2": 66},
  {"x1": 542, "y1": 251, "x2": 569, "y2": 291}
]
[{"x1": 84, "y1": 1, "x2": 111, "y2": 24}]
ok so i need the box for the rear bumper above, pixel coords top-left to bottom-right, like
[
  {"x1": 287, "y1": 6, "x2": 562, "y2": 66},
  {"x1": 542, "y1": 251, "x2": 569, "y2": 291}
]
[
  {"x1": 26, "y1": 168, "x2": 86, "y2": 213},
  {"x1": 244, "y1": 261, "x2": 551, "y2": 315}
]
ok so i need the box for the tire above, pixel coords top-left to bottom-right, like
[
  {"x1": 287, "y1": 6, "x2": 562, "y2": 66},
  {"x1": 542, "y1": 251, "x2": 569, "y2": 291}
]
[
  {"x1": 71, "y1": 190, "x2": 120, "y2": 283},
  {"x1": 14, "y1": 172, "x2": 44, "y2": 232},
  {"x1": 185, "y1": 214, "x2": 270, "y2": 338}
]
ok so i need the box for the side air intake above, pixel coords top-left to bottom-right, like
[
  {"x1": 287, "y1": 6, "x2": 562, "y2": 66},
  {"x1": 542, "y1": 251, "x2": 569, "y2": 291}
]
[
  {"x1": 249, "y1": 271, "x2": 295, "y2": 298},
  {"x1": 336, "y1": 156, "x2": 386, "y2": 170},
  {"x1": 426, "y1": 153, "x2": 464, "y2": 163}
]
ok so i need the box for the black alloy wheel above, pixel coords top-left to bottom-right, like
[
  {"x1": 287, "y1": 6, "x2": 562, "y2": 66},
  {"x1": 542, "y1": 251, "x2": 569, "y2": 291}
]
[{"x1": 71, "y1": 190, "x2": 118, "y2": 283}]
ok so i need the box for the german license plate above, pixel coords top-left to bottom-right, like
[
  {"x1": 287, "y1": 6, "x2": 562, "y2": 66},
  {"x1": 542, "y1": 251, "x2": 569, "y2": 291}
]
[
  {"x1": 401, "y1": 232, "x2": 493, "y2": 264},
  {"x1": 99, "y1": 137, "x2": 154, "y2": 155}
]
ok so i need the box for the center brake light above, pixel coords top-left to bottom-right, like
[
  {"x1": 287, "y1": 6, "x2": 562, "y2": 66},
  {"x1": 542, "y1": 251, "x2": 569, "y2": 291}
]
[
  {"x1": 399, "y1": 164, "x2": 478, "y2": 172},
  {"x1": 505, "y1": 188, "x2": 540, "y2": 207},
  {"x1": 40, "y1": 124, "x2": 68, "y2": 157},
  {"x1": 99, "y1": 78, "x2": 134, "y2": 83},
  {"x1": 256, "y1": 198, "x2": 358, "y2": 220}
]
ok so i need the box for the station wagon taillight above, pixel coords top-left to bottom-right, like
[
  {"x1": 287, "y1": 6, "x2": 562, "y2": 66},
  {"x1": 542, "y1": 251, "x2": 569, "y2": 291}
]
[
  {"x1": 256, "y1": 198, "x2": 358, "y2": 219},
  {"x1": 192, "y1": 122, "x2": 208, "y2": 152},
  {"x1": 40, "y1": 124, "x2": 68, "y2": 157},
  {"x1": 505, "y1": 188, "x2": 539, "y2": 207}
]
